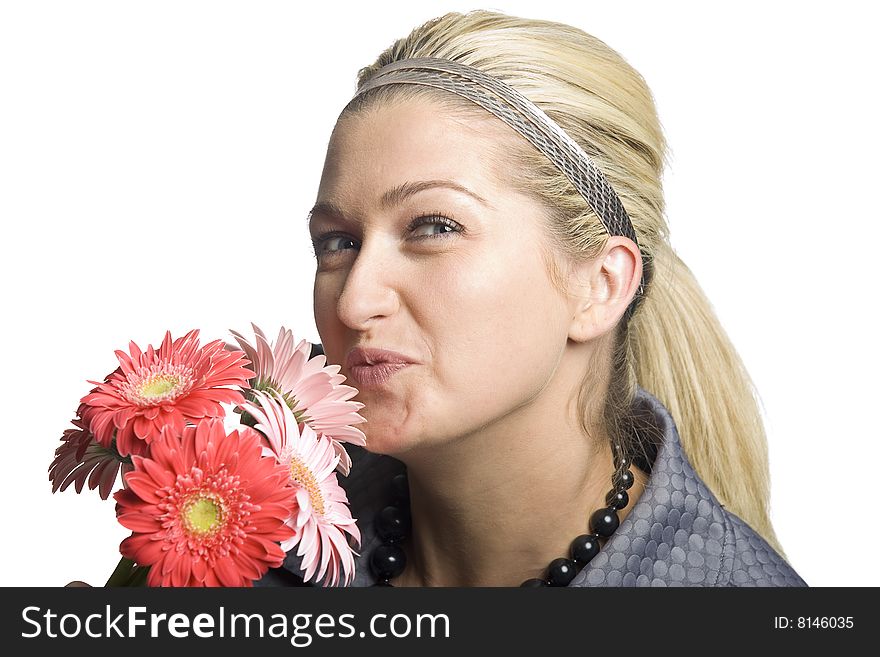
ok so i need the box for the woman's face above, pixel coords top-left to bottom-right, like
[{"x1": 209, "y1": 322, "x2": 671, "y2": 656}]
[{"x1": 310, "y1": 98, "x2": 578, "y2": 456}]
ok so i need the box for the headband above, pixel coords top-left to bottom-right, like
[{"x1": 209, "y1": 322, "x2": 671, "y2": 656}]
[{"x1": 349, "y1": 57, "x2": 647, "y2": 312}]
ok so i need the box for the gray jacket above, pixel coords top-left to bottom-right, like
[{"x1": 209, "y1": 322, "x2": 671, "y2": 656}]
[{"x1": 258, "y1": 385, "x2": 806, "y2": 587}]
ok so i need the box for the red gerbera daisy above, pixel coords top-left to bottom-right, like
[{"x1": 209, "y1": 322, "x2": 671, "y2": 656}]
[
  {"x1": 114, "y1": 417, "x2": 296, "y2": 587},
  {"x1": 81, "y1": 329, "x2": 254, "y2": 457}
]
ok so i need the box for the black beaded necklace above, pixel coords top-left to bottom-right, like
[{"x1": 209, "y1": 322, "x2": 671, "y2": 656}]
[{"x1": 369, "y1": 445, "x2": 636, "y2": 587}]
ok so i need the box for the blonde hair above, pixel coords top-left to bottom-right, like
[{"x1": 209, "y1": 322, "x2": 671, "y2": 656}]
[{"x1": 346, "y1": 10, "x2": 784, "y2": 555}]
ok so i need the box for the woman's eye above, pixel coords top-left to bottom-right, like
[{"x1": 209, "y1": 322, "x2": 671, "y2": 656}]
[
  {"x1": 409, "y1": 214, "x2": 462, "y2": 239},
  {"x1": 312, "y1": 214, "x2": 462, "y2": 259},
  {"x1": 314, "y1": 235, "x2": 357, "y2": 256}
]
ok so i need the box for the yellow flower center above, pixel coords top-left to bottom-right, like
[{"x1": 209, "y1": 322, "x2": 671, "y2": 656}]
[
  {"x1": 290, "y1": 457, "x2": 325, "y2": 516},
  {"x1": 140, "y1": 374, "x2": 181, "y2": 399},
  {"x1": 120, "y1": 363, "x2": 196, "y2": 407},
  {"x1": 183, "y1": 496, "x2": 224, "y2": 534}
]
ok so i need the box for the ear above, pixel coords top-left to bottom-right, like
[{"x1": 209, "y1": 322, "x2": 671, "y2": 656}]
[{"x1": 567, "y1": 236, "x2": 643, "y2": 343}]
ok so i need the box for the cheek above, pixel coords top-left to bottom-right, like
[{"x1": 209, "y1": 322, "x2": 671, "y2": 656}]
[{"x1": 433, "y1": 250, "x2": 568, "y2": 397}]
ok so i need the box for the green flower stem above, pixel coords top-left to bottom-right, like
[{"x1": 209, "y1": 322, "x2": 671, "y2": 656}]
[
  {"x1": 105, "y1": 556, "x2": 138, "y2": 587},
  {"x1": 105, "y1": 556, "x2": 149, "y2": 587},
  {"x1": 127, "y1": 565, "x2": 150, "y2": 587}
]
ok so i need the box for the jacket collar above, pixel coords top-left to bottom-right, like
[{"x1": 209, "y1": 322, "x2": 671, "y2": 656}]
[{"x1": 570, "y1": 387, "x2": 731, "y2": 586}]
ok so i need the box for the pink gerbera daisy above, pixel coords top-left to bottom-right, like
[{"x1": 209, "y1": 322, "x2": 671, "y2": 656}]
[
  {"x1": 81, "y1": 329, "x2": 254, "y2": 458},
  {"x1": 49, "y1": 406, "x2": 134, "y2": 500},
  {"x1": 230, "y1": 324, "x2": 366, "y2": 475},
  {"x1": 114, "y1": 417, "x2": 296, "y2": 587},
  {"x1": 242, "y1": 391, "x2": 360, "y2": 587}
]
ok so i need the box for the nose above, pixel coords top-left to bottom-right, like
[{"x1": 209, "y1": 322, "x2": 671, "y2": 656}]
[{"x1": 335, "y1": 237, "x2": 400, "y2": 331}]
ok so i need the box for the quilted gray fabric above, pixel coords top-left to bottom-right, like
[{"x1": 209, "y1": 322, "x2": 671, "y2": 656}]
[{"x1": 257, "y1": 385, "x2": 806, "y2": 587}]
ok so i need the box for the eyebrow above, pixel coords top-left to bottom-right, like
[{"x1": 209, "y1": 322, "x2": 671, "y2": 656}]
[{"x1": 307, "y1": 179, "x2": 492, "y2": 225}]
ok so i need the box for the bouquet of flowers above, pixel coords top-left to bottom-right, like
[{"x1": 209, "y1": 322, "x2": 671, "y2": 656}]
[{"x1": 48, "y1": 325, "x2": 366, "y2": 587}]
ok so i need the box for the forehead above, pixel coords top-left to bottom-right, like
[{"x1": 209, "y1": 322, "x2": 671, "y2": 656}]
[{"x1": 317, "y1": 99, "x2": 506, "y2": 203}]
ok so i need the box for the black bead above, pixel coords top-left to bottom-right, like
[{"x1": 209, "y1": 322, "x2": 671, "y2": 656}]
[
  {"x1": 605, "y1": 488, "x2": 629, "y2": 510},
  {"x1": 570, "y1": 534, "x2": 601, "y2": 565},
  {"x1": 369, "y1": 543, "x2": 407, "y2": 580},
  {"x1": 520, "y1": 578, "x2": 548, "y2": 587},
  {"x1": 375, "y1": 505, "x2": 410, "y2": 543},
  {"x1": 390, "y1": 473, "x2": 410, "y2": 504},
  {"x1": 547, "y1": 558, "x2": 578, "y2": 586},
  {"x1": 372, "y1": 580, "x2": 394, "y2": 587},
  {"x1": 589, "y1": 506, "x2": 620, "y2": 537},
  {"x1": 613, "y1": 468, "x2": 635, "y2": 490}
]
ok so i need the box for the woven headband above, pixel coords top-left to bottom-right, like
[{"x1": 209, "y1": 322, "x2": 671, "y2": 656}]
[{"x1": 349, "y1": 57, "x2": 647, "y2": 308}]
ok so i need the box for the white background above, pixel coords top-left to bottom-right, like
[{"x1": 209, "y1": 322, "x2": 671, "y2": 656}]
[{"x1": 1, "y1": 0, "x2": 877, "y2": 587}]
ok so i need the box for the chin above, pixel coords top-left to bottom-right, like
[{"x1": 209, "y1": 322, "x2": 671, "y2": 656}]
[{"x1": 361, "y1": 428, "x2": 415, "y2": 458}]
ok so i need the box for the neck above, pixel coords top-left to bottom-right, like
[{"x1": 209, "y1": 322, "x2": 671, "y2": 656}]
[{"x1": 388, "y1": 358, "x2": 645, "y2": 587}]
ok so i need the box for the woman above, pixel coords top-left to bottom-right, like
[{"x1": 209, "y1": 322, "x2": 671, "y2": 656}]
[{"x1": 260, "y1": 9, "x2": 805, "y2": 587}]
